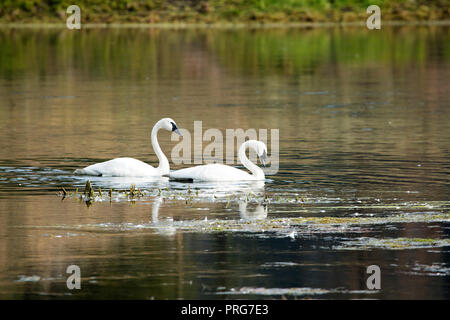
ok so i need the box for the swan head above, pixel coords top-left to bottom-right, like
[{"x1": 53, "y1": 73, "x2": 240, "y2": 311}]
[
  {"x1": 159, "y1": 118, "x2": 182, "y2": 136},
  {"x1": 249, "y1": 140, "x2": 267, "y2": 167}
]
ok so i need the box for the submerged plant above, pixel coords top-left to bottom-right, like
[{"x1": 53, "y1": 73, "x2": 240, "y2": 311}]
[
  {"x1": 129, "y1": 184, "x2": 137, "y2": 199},
  {"x1": 84, "y1": 180, "x2": 95, "y2": 199}
]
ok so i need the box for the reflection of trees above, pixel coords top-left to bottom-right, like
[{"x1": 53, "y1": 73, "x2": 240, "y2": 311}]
[
  {"x1": 0, "y1": 27, "x2": 447, "y2": 169},
  {"x1": 0, "y1": 27, "x2": 448, "y2": 191}
]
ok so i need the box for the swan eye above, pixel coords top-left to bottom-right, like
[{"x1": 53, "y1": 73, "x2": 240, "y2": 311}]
[{"x1": 170, "y1": 122, "x2": 178, "y2": 131}]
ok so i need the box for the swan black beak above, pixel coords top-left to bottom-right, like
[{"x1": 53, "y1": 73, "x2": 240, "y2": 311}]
[
  {"x1": 171, "y1": 122, "x2": 183, "y2": 136},
  {"x1": 260, "y1": 150, "x2": 267, "y2": 167}
]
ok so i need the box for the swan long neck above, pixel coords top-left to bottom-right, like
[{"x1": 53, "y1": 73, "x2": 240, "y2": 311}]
[
  {"x1": 151, "y1": 121, "x2": 170, "y2": 174},
  {"x1": 238, "y1": 141, "x2": 265, "y2": 179}
]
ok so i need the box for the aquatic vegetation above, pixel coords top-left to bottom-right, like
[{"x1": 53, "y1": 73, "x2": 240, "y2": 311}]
[
  {"x1": 14, "y1": 275, "x2": 41, "y2": 283},
  {"x1": 407, "y1": 263, "x2": 450, "y2": 276},
  {"x1": 27, "y1": 209, "x2": 450, "y2": 242},
  {"x1": 260, "y1": 262, "x2": 302, "y2": 268},
  {"x1": 333, "y1": 237, "x2": 450, "y2": 251},
  {"x1": 215, "y1": 286, "x2": 377, "y2": 297},
  {"x1": 52, "y1": 182, "x2": 450, "y2": 254}
]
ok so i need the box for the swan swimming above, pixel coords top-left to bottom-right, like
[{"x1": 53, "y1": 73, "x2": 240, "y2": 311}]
[
  {"x1": 74, "y1": 118, "x2": 181, "y2": 177},
  {"x1": 169, "y1": 140, "x2": 267, "y2": 182}
]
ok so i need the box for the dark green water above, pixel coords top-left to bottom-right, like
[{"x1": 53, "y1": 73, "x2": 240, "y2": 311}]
[{"x1": 0, "y1": 26, "x2": 449, "y2": 299}]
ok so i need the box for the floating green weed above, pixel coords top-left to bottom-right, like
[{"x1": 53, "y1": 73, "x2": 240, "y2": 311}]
[{"x1": 334, "y1": 237, "x2": 450, "y2": 250}]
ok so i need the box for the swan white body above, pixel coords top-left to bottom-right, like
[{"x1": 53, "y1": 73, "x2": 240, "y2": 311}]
[
  {"x1": 169, "y1": 140, "x2": 267, "y2": 182},
  {"x1": 74, "y1": 157, "x2": 159, "y2": 177},
  {"x1": 74, "y1": 118, "x2": 180, "y2": 177}
]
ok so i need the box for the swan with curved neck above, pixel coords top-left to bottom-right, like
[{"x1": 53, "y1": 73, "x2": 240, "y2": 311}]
[
  {"x1": 169, "y1": 140, "x2": 267, "y2": 182},
  {"x1": 74, "y1": 118, "x2": 181, "y2": 177}
]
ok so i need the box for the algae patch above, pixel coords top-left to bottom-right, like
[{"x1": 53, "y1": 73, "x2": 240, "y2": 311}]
[
  {"x1": 334, "y1": 237, "x2": 450, "y2": 251},
  {"x1": 19, "y1": 211, "x2": 450, "y2": 240},
  {"x1": 173, "y1": 211, "x2": 450, "y2": 236},
  {"x1": 215, "y1": 286, "x2": 377, "y2": 297},
  {"x1": 407, "y1": 262, "x2": 450, "y2": 276}
]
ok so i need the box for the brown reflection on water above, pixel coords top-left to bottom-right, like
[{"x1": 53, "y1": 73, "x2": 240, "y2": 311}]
[
  {"x1": 0, "y1": 27, "x2": 448, "y2": 172},
  {"x1": 0, "y1": 196, "x2": 184, "y2": 298}
]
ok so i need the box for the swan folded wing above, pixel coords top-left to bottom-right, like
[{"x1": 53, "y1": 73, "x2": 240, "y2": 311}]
[
  {"x1": 169, "y1": 164, "x2": 253, "y2": 182},
  {"x1": 75, "y1": 157, "x2": 158, "y2": 177}
]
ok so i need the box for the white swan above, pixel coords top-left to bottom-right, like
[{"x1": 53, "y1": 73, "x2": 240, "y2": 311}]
[
  {"x1": 74, "y1": 118, "x2": 181, "y2": 177},
  {"x1": 169, "y1": 140, "x2": 267, "y2": 182}
]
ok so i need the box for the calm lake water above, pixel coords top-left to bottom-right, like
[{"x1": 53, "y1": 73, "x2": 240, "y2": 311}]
[{"x1": 0, "y1": 26, "x2": 449, "y2": 299}]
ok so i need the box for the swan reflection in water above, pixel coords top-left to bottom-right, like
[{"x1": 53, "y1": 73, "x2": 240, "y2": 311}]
[
  {"x1": 151, "y1": 197, "x2": 177, "y2": 236},
  {"x1": 73, "y1": 175, "x2": 170, "y2": 192},
  {"x1": 239, "y1": 201, "x2": 268, "y2": 221},
  {"x1": 169, "y1": 180, "x2": 265, "y2": 200},
  {"x1": 150, "y1": 179, "x2": 268, "y2": 235}
]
